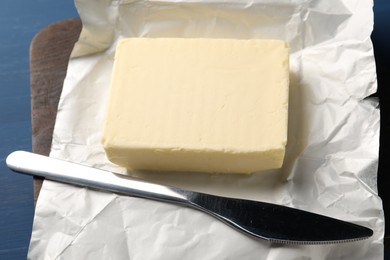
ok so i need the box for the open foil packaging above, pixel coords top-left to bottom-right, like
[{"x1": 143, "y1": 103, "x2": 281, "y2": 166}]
[{"x1": 28, "y1": 0, "x2": 384, "y2": 259}]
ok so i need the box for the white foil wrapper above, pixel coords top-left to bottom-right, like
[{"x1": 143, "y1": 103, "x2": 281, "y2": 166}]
[{"x1": 29, "y1": 0, "x2": 384, "y2": 259}]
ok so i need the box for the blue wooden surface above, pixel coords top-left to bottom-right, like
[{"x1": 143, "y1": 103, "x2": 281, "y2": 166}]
[
  {"x1": 0, "y1": 1, "x2": 388, "y2": 260},
  {"x1": 372, "y1": 1, "x2": 390, "y2": 66},
  {"x1": 0, "y1": 1, "x2": 78, "y2": 259}
]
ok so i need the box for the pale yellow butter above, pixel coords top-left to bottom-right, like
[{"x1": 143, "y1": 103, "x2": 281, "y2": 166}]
[{"x1": 102, "y1": 38, "x2": 289, "y2": 173}]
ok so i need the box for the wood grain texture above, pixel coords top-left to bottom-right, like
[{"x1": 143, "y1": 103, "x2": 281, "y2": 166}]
[{"x1": 30, "y1": 18, "x2": 82, "y2": 205}]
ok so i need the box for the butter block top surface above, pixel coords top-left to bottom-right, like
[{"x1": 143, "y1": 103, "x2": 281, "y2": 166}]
[{"x1": 103, "y1": 37, "x2": 289, "y2": 156}]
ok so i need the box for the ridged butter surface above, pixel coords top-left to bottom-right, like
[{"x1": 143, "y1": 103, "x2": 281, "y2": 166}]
[{"x1": 102, "y1": 38, "x2": 289, "y2": 173}]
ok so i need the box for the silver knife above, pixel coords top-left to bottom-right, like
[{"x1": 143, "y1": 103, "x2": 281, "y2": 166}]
[{"x1": 6, "y1": 151, "x2": 373, "y2": 245}]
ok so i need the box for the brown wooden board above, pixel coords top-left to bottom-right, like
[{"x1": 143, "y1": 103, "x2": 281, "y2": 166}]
[{"x1": 30, "y1": 18, "x2": 82, "y2": 205}]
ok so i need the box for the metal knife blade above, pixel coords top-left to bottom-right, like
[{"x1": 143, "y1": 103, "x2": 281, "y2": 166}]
[{"x1": 6, "y1": 151, "x2": 373, "y2": 244}]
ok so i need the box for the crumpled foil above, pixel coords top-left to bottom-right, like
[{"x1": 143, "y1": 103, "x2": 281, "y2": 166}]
[{"x1": 28, "y1": 0, "x2": 384, "y2": 259}]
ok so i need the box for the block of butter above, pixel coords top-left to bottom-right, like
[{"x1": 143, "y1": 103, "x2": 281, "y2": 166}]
[{"x1": 102, "y1": 38, "x2": 289, "y2": 174}]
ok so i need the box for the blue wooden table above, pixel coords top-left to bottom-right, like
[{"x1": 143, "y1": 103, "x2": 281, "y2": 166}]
[
  {"x1": 0, "y1": 1, "x2": 389, "y2": 259},
  {"x1": 0, "y1": 1, "x2": 78, "y2": 259}
]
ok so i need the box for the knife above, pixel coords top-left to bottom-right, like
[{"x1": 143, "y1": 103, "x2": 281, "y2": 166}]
[{"x1": 6, "y1": 151, "x2": 373, "y2": 244}]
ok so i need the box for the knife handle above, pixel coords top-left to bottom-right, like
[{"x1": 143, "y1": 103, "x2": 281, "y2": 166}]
[{"x1": 6, "y1": 151, "x2": 189, "y2": 205}]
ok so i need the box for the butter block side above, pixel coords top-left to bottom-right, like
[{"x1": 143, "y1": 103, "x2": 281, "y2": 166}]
[{"x1": 103, "y1": 145, "x2": 285, "y2": 174}]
